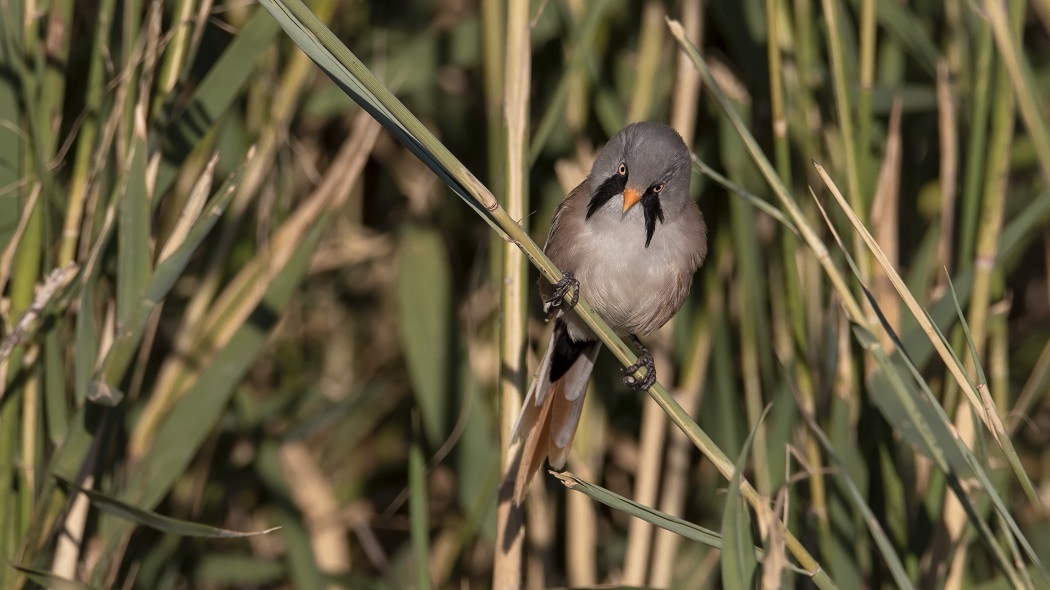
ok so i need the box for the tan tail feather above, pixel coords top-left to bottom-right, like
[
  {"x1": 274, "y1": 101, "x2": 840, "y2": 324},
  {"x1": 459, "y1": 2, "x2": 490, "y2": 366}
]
[
  {"x1": 514, "y1": 384, "x2": 556, "y2": 504},
  {"x1": 547, "y1": 341, "x2": 598, "y2": 469},
  {"x1": 511, "y1": 330, "x2": 600, "y2": 502},
  {"x1": 510, "y1": 329, "x2": 557, "y2": 444},
  {"x1": 547, "y1": 386, "x2": 585, "y2": 470}
]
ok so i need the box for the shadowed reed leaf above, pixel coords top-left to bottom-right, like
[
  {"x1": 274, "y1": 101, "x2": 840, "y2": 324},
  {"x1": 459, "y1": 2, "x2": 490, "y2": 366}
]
[
  {"x1": 554, "y1": 471, "x2": 723, "y2": 549},
  {"x1": 555, "y1": 471, "x2": 811, "y2": 577},
  {"x1": 397, "y1": 227, "x2": 452, "y2": 446},
  {"x1": 11, "y1": 566, "x2": 97, "y2": 590},
  {"x1": 409, "y1": 417, "x2": 432, "y2": 590},
  {"x1": 56, "y1": 477, "x2": 279, "y2": 538},
  {"x1": 721, "y1": 406, "x2": 767, "y2": 589}
]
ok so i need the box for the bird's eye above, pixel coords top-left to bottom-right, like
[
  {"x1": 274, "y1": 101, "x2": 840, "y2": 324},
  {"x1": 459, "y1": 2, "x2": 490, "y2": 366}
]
[
  {"x1": 653, "y1": 183, "x2": 664, "y2": 193},
  {"x1": 617, "y1": 162, "x2": 627, "y2": 175}
]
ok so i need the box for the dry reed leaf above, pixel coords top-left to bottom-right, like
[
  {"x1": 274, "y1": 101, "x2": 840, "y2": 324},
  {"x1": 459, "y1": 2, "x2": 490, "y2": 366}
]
[
  {"x1": 759, "y1": 490, "x2": 788, "y2": 590},
  {"x1": 156, "y1": 153, "x2": 219, "y2": 264}
]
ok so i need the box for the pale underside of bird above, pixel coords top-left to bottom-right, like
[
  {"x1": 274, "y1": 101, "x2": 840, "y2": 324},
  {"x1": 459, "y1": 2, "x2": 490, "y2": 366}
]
[{"x1": 510, "y1": 121, "x2": 708, "y2": 503}]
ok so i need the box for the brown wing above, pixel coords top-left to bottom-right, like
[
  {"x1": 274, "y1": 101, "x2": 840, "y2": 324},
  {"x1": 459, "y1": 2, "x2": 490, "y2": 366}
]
[
  {"x1": 542, "y1": 180, "x2": 588, "y2": 250},
  {"x1": 684, "y1": 199, "x2": 709, "y2": 269},
  {"x1": 539, "y1": 180, "x2": 589, "y2": 303}
]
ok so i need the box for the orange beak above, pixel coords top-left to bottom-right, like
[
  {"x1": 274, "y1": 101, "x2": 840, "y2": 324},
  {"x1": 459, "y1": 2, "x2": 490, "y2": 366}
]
[{"x1": 622, "y1": 188, "x2": 642, "y2": 212}]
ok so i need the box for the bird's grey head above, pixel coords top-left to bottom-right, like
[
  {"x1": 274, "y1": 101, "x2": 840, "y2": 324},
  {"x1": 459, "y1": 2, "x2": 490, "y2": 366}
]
[{"x1": 584, "y1": 122, "x2": 692, "y2": 246}]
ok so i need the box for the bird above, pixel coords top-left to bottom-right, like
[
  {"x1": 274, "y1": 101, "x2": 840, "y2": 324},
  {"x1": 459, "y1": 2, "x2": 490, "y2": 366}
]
[{"x1": 510, "y1": 121, "x2": 708, "y2": 503}]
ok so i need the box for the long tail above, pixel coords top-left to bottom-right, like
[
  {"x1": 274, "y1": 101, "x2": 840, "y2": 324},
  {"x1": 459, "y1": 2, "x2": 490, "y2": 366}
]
[{"x1": 510, "y1": 321, "x2": 600, "y2": 503}]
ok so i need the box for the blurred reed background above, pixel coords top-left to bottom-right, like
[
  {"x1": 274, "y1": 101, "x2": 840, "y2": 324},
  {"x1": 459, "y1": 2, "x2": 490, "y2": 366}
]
[{"x1": 1, "y1": 0, "x2": 1049, "y2": 588}]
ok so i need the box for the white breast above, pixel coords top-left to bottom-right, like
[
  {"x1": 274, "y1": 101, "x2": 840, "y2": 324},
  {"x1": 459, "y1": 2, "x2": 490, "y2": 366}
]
[{"x1": 566, "y1": 199, "x2": 694, "y2": 339}]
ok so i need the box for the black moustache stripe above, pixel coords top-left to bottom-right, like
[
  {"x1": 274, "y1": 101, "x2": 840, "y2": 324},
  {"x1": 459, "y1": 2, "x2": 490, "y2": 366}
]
[
  {"x1": 642, "y1": 189, "x2": 664, "y2": 247},
  {"x1": 586, "y1": 173, "x2": 628, "y2": 219}
]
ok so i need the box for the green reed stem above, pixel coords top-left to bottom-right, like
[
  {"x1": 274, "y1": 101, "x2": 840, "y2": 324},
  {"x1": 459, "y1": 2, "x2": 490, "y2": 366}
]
[
  {"x1": 820, "y1": 0, "x2": 871, "y2": 284},
  {"x1": 958, "y1": 20, "x2": 993, "y2": 266}
]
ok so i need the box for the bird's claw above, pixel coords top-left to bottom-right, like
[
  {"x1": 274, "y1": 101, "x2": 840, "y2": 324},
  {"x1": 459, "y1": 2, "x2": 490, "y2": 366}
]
[
  {"x1": 544, "y1": 271, "x2": 580, "y2": 314},
  {"x1": 623, "y1": 337, "x2": 657, "y2": 390}
]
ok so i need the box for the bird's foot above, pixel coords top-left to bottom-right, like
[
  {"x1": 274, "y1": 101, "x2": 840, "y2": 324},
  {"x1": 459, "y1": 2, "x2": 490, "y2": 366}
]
[
  {"x1": 623, "y1": 335, "x2": 657, "y2": 390},
  {"x1": 544, "y1": 271, "x2": 580, "y2": 314}
]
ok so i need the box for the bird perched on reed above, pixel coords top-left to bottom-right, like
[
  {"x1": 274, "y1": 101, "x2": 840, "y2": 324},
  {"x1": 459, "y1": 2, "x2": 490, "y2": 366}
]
[{"x1": 511, "y1": 121, "x2": 708, "y2": 502}]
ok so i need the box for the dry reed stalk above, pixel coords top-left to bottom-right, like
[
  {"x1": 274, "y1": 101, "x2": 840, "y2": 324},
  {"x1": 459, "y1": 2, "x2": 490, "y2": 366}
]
[
  {"x1": 870, "y1": 98, "x2": 903, "y2": 354},
  {"x1": 936, "y1": 61, "x2": 959, "y2": 279},
  {"x1": 493, "y1": 0, "x2": 531, "y2": 587}
]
